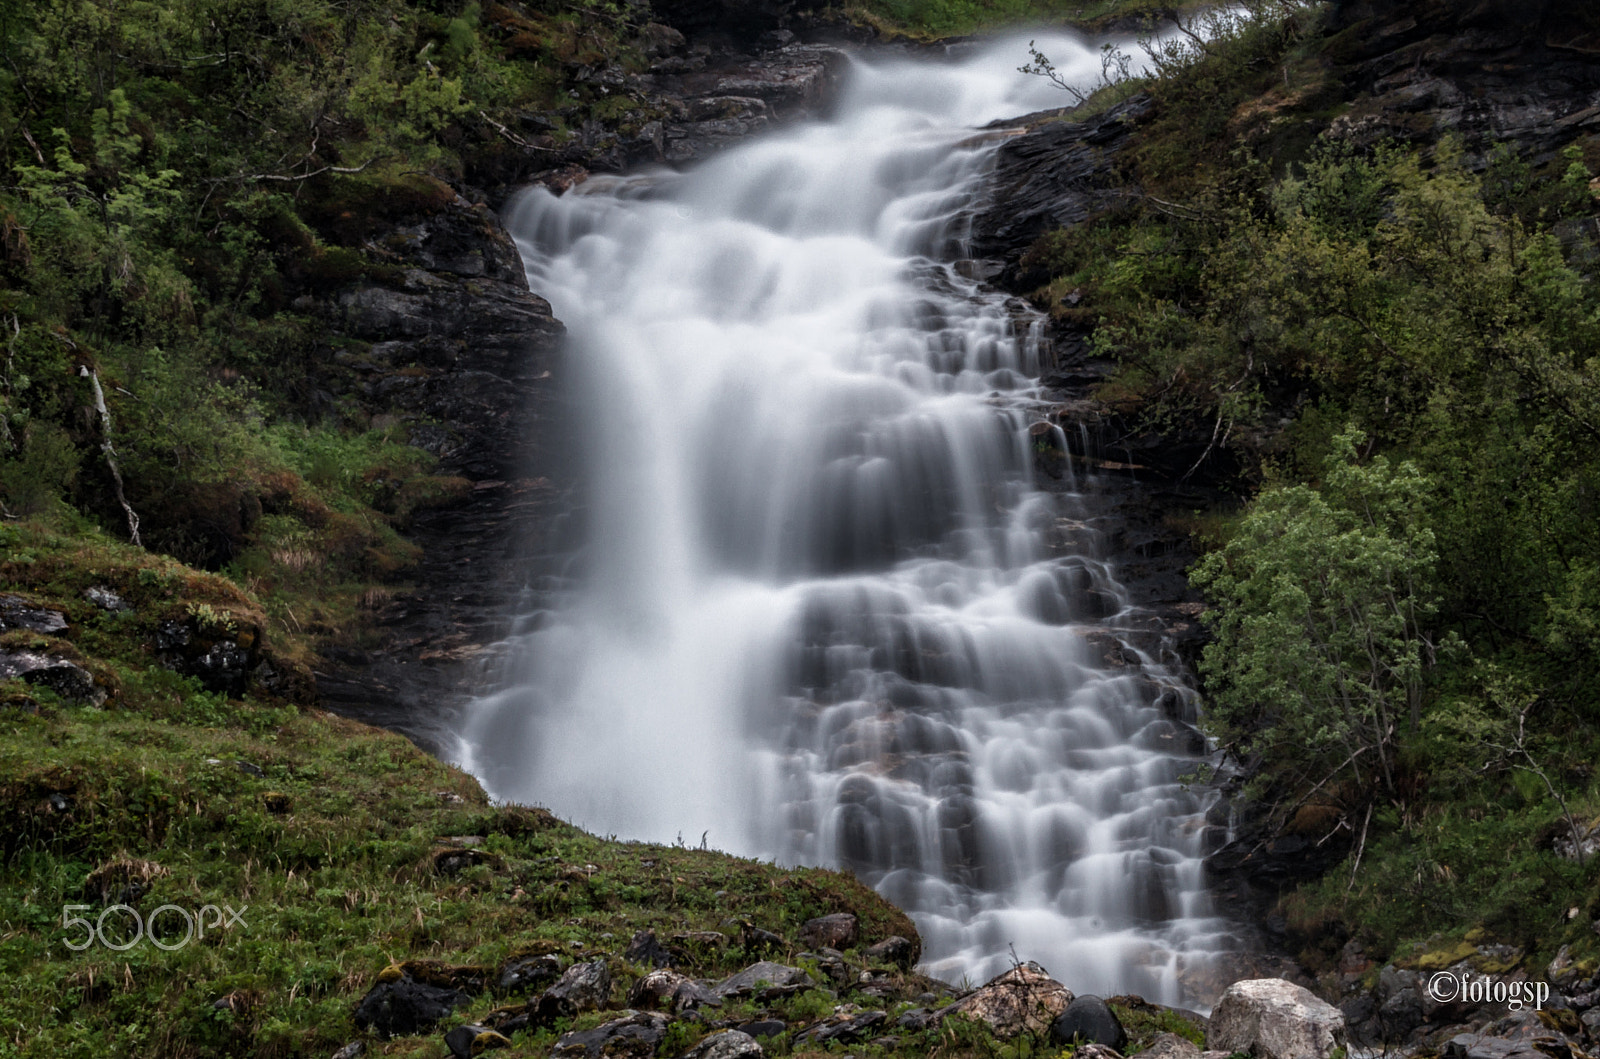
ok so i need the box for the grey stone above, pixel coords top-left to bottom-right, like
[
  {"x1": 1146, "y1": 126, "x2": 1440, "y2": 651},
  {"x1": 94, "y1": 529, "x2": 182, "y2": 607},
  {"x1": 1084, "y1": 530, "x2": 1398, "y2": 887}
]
[
  {"x1": 1379, "y1": 982, "x2": 1423, "y2": 1039},
  {"x1": 940, "y1": 963, "x2": 1074, "y2": 1039},
  {"x1": 84, "y1": 586, "x2": 130, "y2": 612},
  {"x1": 535, "y1": 960, "x2": 611, "y2": 1020},
  {"x1": 1131, "y1": 1032, "x2": 1201, "y2": 1059},
  {"x1": 1442, "y1": 1034, "x2": 1550, "y2": 1059},
  {"x1": 629, "y1": 968, "x2": 721, "y2": 1012},
  {"x1": 683, "y1": 1029, "x2": 764, "y2": 1059},
  {"x1": 713, "y1": 961, "x2": 814, "y2": 998},
  {"x1": 1207, "y1": 979, "x2": 1346, "y2": 1059},
  {"x1": 0, "y1": 594, "x2": 67, "y2": 634},
  {"x1": 794, "y1": 1010, "x2": 887, "y2": 1045},
  {"x1": 0, "y1": 649, "x2": 104, "y2": 705}
]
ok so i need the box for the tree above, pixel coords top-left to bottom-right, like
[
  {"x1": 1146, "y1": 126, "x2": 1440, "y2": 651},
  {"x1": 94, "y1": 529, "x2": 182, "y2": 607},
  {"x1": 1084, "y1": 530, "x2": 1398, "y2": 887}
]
[{"x1": 1192, "y1": 429, "x2": 1441, "y2": 796}]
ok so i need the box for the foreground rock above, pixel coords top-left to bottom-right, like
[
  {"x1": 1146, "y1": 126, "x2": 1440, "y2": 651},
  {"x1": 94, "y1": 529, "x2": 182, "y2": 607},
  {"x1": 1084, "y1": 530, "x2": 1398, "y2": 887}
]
[
  {"x1": 684, "y1": 1029, "x2": 765, "y2": 1059},
  {"x1": 1442, "y1": 1009, "x2": 1589, "y2": 1059},
  {"x1": 444, "y1": 1023, "x2": 511, "y2": 1059},
  {"x1": 794, "y1": 1009, "x2": 888, "y2": 1045},
  {"x1": 941, "y1": 963, "x2": 1074, "y2": 1038},
  {"x1": 0, "y1": 649, "x2": 103, "y2": 706},
  {"x1": 1207, "y1": 979, "x2": 1346, "y2": 1059},
  {"x1": 1052, "y1": 995, "x2": 1129, "y2": 1050},
  {"x1": 536, "y1": 960, "x2": 612, "y2": 1020},
  {"x1": 630, "y1": 968, "x2": 721, "y2": 1012},
  {"x1": 552, "y1": 1011, "x2": 668, "y2": 1058},
  {"x1": 713, "y1": 961, "x2": 814, "y2": 998},
  {"x1": 354, "y1": 971, "x2": 471, "y2": 1037},
  {"x1": 1135, "y1": 1031, "x2": 1206, "y2": 1059}
]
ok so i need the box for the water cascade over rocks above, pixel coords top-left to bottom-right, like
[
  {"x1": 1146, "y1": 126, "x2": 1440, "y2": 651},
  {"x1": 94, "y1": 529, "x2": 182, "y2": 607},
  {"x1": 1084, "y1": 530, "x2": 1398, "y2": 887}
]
[{"x1": 458, "y1": 30, "x2": 1237, "y2": 1005}]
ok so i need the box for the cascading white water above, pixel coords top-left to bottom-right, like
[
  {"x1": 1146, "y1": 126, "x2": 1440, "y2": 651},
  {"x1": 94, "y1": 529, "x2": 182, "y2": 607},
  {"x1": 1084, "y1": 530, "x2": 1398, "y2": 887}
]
[{"x1": 458, "y1": 29, "x2": 1238, "y2": 1006}]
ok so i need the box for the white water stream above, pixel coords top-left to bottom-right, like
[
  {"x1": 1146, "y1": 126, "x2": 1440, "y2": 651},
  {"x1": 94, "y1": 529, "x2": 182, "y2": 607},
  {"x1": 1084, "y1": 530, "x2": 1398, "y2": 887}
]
[{"x1": 458, "y1": 30, "x2": 1237, "y2": 1005}]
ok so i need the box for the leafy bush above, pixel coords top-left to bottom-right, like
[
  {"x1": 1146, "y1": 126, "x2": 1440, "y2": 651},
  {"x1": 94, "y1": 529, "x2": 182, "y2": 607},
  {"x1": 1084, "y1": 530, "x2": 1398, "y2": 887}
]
[{"x1": 1193, "y1": 430, "x2": 1442, "y2": 796}]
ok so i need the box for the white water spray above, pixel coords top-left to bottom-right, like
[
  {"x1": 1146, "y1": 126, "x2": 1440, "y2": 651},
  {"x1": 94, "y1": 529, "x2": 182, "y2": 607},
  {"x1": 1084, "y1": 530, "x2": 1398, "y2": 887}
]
[{"x1": 459, "y1": 30, "x2": 1237, "y2": 1005}]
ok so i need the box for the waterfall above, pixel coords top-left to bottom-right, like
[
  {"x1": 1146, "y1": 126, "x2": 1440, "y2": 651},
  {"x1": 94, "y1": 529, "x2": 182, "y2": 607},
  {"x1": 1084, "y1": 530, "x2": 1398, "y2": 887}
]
[{"x1": 457, "y1": 29, "x2": 1237, "y2": 1006}]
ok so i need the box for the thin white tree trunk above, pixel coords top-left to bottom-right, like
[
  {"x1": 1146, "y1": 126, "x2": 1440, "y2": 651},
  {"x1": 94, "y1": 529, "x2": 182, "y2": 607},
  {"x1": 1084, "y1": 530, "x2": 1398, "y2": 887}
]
[{"x1": 79, "y1": 365, "x2": 142, "y2": 547}]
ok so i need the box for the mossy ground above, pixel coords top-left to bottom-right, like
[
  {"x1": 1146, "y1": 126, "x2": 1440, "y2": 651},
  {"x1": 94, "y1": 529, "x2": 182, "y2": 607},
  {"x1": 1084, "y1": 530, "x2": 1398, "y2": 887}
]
[{"x1": 0, "y1": 523, "x2": 955, "y2": 1057}]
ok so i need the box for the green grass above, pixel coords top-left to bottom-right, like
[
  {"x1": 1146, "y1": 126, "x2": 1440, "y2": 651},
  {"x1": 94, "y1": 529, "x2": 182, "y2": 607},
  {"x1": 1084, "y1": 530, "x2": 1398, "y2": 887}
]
[
  {"x1": 825, "y1": 0, "x2": 1210, "y2": 40},
  {"x1": 0, "y1": 522, "x2": 959, "y2": 1058}
]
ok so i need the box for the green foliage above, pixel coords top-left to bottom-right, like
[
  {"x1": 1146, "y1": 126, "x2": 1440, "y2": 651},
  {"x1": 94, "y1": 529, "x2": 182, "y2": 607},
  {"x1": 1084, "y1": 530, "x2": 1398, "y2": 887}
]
[
  {"x1": 0, "y1": 0, "x2": 654, "y2": 608},
  {"x1": 1014, "y1": 0, "x2": 1600, "y2": 968},
  {"x1": 846, "y1": 0, "x2": 1210, "y2": 38},
  {"x1": 1193, "y1": 430, "x2": 1442, "y2": 795},
  {"x1": 0, "y1": 421, "x2": 81, "y2": 518},
  {"x1": 1106, "y1": 998, "x2": 1206, "y2": 1052}
]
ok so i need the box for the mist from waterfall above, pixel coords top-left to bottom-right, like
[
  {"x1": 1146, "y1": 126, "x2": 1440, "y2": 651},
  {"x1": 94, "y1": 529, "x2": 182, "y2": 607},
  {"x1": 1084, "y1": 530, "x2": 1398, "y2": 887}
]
[{"x1": 456, "y1": 27, "x2": 1238, "y2": 1006}]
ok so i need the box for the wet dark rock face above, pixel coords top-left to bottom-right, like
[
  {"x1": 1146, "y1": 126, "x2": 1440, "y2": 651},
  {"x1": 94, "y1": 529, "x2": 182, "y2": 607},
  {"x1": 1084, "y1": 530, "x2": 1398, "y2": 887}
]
[
  {"x1": 1320, "y1": 0, "x2": 1600, "y2": 159},
  {"x1": 969, "y1": 95, "x2": 1152, "y2": 286},
  {"x1": 311, "y1": 198, "x2": 573, "y2": 751}
]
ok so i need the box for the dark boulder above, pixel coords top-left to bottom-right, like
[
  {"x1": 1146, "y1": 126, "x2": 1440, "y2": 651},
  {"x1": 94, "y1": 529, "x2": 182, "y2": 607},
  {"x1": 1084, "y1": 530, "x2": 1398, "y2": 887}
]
[
  {"x1": 864, "y1": 935, "x2": 917, "y2": 970},
  {"x1": 1051, "y1": 995, "x2": 1129, "y2": 1051},
  {"x1": 626, "y1": 929, "x2": 673, "y2": 968},
  {"x1": 534, "y1": 960, "x2": 611, "y2": 1020},
  {"x1": 684, "y1": 1029, "x2": 765, "y2": 1059},
  {"x1": 0, "y1": 650, "x2": 104, "y2": 706},
  {"x1": 499, "y1": 953, "x2": 563, "y2": 995},
  {"x1": 552, "y1": 1012, "x2": 668, "y2": 1059},
  {"x1": 969, "y1": 95, "x2": 1153, "y2": 287},
  {"x1": 0, "y1": 595, "x2": 67, "y2": 634},
  {"x1": 354, "y1": 977, "x2": 469, "y2": 1038},
  {"x1": 444, "y1": 1024, "x2": 511, "y2": 1059},
  {"x1": 629, "y1": 968, "x2": 722, "y2": 1012}
]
